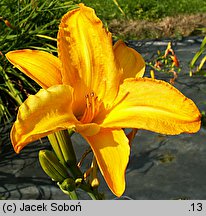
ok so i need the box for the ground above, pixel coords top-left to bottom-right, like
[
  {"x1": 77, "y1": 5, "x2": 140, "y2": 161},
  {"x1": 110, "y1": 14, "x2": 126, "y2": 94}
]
[{"x1": 109, "y1": 14, "x2": 206, "y2": 40}]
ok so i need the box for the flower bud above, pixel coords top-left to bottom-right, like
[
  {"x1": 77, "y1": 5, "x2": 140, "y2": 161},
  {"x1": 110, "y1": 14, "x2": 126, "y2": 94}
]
[
  {"x1": 91, "y1": 177, "x2": 100, "y2": 188},
  {"x1": 61, "y1": 178, "x2": 76, "y2": 192},
  {"x1": 3, "y1": 19, "x2": 15, "y2": 29},
  {"x1": 150, "y1": 70, "x2": 155, "y2": 79},
  {"x1": 39, "y1": 150, "x2": 69, "y2": 182}
]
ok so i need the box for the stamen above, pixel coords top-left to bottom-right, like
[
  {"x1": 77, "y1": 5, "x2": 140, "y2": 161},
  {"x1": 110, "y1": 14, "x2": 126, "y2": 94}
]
[
  {"x1": 80, "y1": 91, "x2": 100, "y2": 124},
  {"x1": 90, "y1": 92, "x2": 95, "y2": 116},
  {"x1": 85, "y1": 94, "x2": 90, "y2": 108}
]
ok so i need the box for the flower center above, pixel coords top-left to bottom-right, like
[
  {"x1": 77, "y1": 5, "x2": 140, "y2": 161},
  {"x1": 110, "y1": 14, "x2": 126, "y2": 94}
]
[{"x1": 80, "y1": 92, "x2": 100, "y2": 124}]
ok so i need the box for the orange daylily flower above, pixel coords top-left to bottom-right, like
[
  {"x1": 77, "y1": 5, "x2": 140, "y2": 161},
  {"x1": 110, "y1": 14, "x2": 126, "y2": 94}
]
[
  {"x1": 154, "y1": 61, "x2": 162, "y2": 70},
  {"x1": 6, "y1": 4, "x2": 201, "y2": 197},
  {"x1": 170, "y1": 55, "x2": 180, "y2": 67},
  {"x1": 164, "y1": 42, "x2": 174, "y2": 57}
]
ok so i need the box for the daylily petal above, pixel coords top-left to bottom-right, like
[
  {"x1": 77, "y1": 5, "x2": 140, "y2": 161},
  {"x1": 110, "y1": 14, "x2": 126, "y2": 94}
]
[
  {"x1": 11, "y1": 85, "x2": 78, "y2": 153},
  {"x1": 113, "y1": 40, "x2": 145, "y2": 80},
  {"x1": 83, "y1": 128, "x2": 130, "y2": 197},
  {"x1": 101, "y1": 78, "x2": 201, "y2": 134},
  {"x1": 58, "y1": 3, "x2": 121, "y2": 110},
  {"x1": 6, "y1": 50, "x2": 62, "y2": 88},
  {"x1": 76, "y1": 123, "x2": 100, "y2": 136}
]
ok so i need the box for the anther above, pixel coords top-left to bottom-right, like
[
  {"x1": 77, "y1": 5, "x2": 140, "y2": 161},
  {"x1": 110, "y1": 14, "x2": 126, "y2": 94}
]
[{"x1": 90, "y1": 92, "x2": 95, "y2": 97}]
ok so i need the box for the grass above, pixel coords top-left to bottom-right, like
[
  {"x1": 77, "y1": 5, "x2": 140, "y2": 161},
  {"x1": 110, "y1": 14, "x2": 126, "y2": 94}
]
[
  {"x1": 75, "y1": 0, "x2": 206, "y2": 21},
  {"x1": 0, "y1": 0, "x2": 77, "y2": 122},
  {"x1": 1, "y1": 0, "x2": 77, "y2": 52},
  {"x1": 74, "y1": 0, "x2": 206, "y2": 40},
  {"x1": 0, "y1": 0, "x2": 205, "y2": 123}
]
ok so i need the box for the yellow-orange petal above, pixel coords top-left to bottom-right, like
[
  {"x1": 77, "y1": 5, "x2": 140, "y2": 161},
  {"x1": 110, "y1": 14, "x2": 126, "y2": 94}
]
[
  {"x1": 58, "y1": 3, "x2": 121, "y2": 113},
  {"x1": 101, "y1": 78, "x2": 201, "y2": 135},
  {"x1": 6, "y1": 50, "x2": 62, "y2": 88},
  {"x1": 83, "y1": 128, "x2": 130, "y2": 197},
  {"x1": 113, "y1": 40, "x2": 145, "y2": 81},
  {"x1": 75, "y1": 123, "x2": 100, "y2": 136},
  {"x1": 11, "y1": 85, "x2": 78, "y2": 153}
]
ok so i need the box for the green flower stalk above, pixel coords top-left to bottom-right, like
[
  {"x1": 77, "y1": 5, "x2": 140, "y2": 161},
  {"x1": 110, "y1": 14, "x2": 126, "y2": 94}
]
[
  {"x1": 48, "y1": 130, "x2": 82, "y2": 178},
  {"x1": 49, "y1": 130, "x2": 77, "y2": 165}
]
